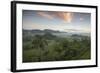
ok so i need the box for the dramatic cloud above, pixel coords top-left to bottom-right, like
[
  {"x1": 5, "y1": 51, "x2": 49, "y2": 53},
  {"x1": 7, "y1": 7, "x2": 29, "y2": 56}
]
[{"x1": 37, "y1": 12, "x2": 73, "y2": 23}]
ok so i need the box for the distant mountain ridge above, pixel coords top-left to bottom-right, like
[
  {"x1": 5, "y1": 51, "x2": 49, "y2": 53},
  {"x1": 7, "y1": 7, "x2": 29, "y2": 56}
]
[
  {"x1": 23, "y1": 29, "x2": 66, "y2": 33},
  {"x1": 23, "y1": 29, "x2": 90, "y2": 37}
]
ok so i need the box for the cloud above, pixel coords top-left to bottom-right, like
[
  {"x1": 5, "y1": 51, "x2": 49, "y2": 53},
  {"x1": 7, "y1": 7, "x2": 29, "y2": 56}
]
[
  {"x1": 37, "y1": 12, "x2": 54, "y2": 19},
  {"x1": 64, "y1": 28, "x2": 90, "y2": 33},
  {"x1": 37, "y1": 12, "x2": 73, "y2": 23},
  {"x1": 56, "y1": 12, "x2": 73, "y2": 23},
  {"x1": 79, "y1": 17, "x2": 84, "y2": 21},
  {"x1": 64, "y1": 29, "x2": 81, "y2": 32}
]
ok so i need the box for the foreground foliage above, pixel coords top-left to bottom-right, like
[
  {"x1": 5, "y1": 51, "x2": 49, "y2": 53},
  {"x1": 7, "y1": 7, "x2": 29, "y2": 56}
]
[{"x1": 23, "y1": 32, "x2": 91, "y2": 62}]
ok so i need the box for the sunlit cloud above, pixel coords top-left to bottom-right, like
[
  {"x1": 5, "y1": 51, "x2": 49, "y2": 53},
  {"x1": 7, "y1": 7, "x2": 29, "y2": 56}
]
[
  {"x1": 56, "y1": 12, "x2": 73, "y2": 23},
  {"x1": 37, "y1": 12, "x2": 73, "y2": 23}
]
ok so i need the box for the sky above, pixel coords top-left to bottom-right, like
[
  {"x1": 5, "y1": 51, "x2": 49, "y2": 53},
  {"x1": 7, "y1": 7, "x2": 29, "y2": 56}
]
[{"x1": 22, "y1": 10, "x2": 91, "y2": 33}]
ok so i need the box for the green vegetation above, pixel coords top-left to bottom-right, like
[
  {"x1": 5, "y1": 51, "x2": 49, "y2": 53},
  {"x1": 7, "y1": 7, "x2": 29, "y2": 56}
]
[{"x1": 23, "y1": 31, "x2": 91, "y2": 63}]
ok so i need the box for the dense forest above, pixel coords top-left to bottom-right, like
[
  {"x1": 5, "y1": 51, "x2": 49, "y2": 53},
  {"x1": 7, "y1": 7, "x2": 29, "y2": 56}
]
[{"x1": 23, "y1": 29, "x2": 91, "y2": 63}]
